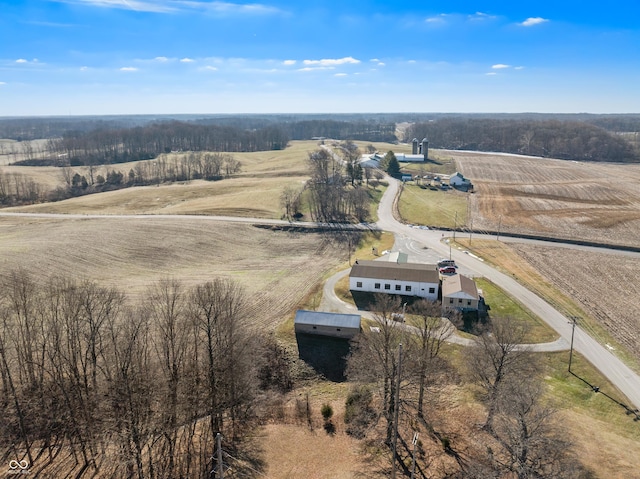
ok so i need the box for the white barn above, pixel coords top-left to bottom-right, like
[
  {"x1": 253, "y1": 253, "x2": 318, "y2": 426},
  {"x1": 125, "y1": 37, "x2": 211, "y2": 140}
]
[
  {"x1": 294, "y1": 310, "x2": 361, "y2": 339},
  {"x1": 449, "y1": 172, "x2": 472, "y2": 188},
  {"x1": 349, "y1": 260, "x2": 440, "y2": 300}
]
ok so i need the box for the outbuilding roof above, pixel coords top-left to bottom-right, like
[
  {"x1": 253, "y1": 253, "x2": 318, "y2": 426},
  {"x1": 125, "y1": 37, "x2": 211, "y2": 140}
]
[
  {"x1": 442, "y1": 274, "x2": 479, "y2": 299},
  {"x1": 350, "y1": 260, "x2": 439, "y2": 283},
  {"x1": 294, "y1": 310, "x2": 361, "y2": 329}
]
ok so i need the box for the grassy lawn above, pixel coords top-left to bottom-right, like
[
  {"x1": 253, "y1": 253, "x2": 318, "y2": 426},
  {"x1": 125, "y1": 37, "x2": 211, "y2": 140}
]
[
  {"x1": 397, "y1": 184, "x2": 469, "y2": 228},
  {"x1": 476, "y1": 278, "x2": 558, "y2": 343}
]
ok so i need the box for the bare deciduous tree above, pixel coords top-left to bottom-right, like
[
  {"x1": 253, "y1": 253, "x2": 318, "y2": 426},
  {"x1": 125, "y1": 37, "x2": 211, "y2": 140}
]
[{"x1": 467, "y1": 317, "x2": 540, "y2": 432}]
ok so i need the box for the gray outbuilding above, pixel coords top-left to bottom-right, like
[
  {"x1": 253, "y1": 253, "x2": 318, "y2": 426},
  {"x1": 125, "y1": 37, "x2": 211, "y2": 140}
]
[{"x1": 294, "y1": 310, "x2": 361, "y2": 339}]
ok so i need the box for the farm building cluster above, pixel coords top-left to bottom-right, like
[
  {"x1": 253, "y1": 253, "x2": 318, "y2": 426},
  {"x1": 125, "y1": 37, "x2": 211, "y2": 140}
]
[
  {"x1": 294, "y1": 253, "x2": 482, "y2": 341},
  {"x1": 348, "y1": 256, "x2": 481, "y2": 314},
  {"x1": 358, "y1": 139, "x2": 474, "y2": 191}
]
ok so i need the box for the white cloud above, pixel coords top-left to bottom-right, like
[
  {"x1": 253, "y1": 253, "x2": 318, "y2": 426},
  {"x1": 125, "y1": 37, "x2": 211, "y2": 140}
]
[
  {"x1": 370, "y1": 58, "x2": 379, "y2": 62},
  {"x1": 202, "y1": 1, "x2": 283, "y2": 15},
  {"x1": 377, "y1": 62, "x2": 386, "y2": 67},
  {"x1": 180, "y1": 57, "x2": 195, "y2": 63},
  {"x1": 425, "y1": 14, "x2": 447, "y2": 24},
  {"x1": 334, "y1": 73, "x2": 347, "y2": 77},
  {"x1": 154, "y1": 56, "x2": 169, "y2": 62},
  {"x1": 298, "y1": 66, "x2": 335, "y2": 72},
  {"x1": 0, "y1": 82, "x2": 6, "y2": 85},
  {"x1": 16, "y1": 59, "x2": 28, "y2": 63},
  {"x1": 201, "y1": 66, "x2": 218, "y2": 71},
  {"x1": 515, "y1": 66, "x2": 525, "y2": 70},
  {"x1": 492, "y1": 64, "x2": 510, "y2": 69},
  {"x1": 468, "y1": 11, "x2": 496, "y2": 21},
  {"x1": 120, "y1": 66, "x2": 138, "y2": 71},
  {"x1": 303, "y1": 57, "x2": 360, "y2": 66},
  {"x1": 56, "y1": 0, "x2": 284, "y2": 15},
  {"x1": 520, "y1": 17, "x2": 549, "y2": 27},
  {"x1": 283, "y1": 60, "x2": 296, "y2": 66},
  {"x1": 60, "y1": 0, "x2": 177, "y2": 13},
  {"x1": 80, "y1": 66, "x2": 88, "y2": 71},
  {"x1": 485, "y1": 72, "x2": 497, "y2": 76}
]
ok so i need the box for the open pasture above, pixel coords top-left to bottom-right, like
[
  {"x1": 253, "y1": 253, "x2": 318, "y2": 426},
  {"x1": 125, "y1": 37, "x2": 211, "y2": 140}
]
[
  {"x1": 2, "y1": 140, "x2": 322, "y2": 217},
  {"x1": 447, "y1": 150, "x2": 640, "y2": 247}
]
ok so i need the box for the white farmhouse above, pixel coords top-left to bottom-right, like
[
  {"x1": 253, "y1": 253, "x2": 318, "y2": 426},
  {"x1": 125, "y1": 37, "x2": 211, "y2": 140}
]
[
  {"x1": 349, "y1": 260, "x2": 439, "y2": 300},
  {"x1": 442, "y1": 274, "x2": 480, "y2": 312}
]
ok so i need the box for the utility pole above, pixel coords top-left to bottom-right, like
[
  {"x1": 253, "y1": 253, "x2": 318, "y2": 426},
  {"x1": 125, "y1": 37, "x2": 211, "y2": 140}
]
[
  {"x1": 216, "y1": 433, "x2": 224, "y2": 479},
  {"x1": 568, "y1": 316, "x2": 578, "y2": 372},
  {"x1": 391, "y1": 343, "x2": 403, "y2": 479},
  {"x1": 453, "y1": 211, "x2": 457, "y2": 241}
]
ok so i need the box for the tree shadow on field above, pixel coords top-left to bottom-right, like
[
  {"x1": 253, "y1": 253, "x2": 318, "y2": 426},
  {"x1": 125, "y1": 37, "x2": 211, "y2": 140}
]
[{"x1": 295, "y1": 333, "x2": 351, "y2": 382}]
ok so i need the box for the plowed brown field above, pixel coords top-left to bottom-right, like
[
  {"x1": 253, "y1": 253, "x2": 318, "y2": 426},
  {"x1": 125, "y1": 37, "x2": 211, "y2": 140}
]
[{"x1": 448, "y1": 151, "x2": 640, "y2": 247}]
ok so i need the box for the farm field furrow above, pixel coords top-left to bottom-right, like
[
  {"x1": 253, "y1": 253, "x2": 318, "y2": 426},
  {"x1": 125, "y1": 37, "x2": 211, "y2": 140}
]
[
  {"x1": 509, "y1": 243, "x2": 640, "y2": 364},
  {"x1": 445, "y1": 150, "x2": 640, "y2": 247},
  {"x1": 0, "y1": 217, "x2": 345, "y2": 331}
]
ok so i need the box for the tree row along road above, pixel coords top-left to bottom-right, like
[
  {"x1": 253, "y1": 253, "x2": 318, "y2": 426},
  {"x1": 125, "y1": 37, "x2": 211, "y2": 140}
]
[{"x1": 2, "y1": 177, "x2": 640, "y2": 410}]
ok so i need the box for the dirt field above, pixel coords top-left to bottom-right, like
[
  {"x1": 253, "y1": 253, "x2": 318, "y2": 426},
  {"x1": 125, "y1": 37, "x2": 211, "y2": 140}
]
[
  {"x1": 508, "y1": 242, "x2": 640, "y2": 364},
  {"x1": 0, "y1": 216, "x2": 346, "y2": 330},
  {"x1": 446, "y1": 150, "x2": 640, "y2": 248}
]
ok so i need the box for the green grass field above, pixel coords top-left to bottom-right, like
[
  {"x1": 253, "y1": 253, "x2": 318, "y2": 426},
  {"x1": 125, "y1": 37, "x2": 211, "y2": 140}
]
[{"x1": 397, "y1": 183, "x2": 469, "y2": 228}]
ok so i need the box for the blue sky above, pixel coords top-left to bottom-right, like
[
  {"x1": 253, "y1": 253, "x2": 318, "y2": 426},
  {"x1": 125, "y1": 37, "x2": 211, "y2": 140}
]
[{"x1": 1, "y1": 0, "x2": 639, "y2": 116}]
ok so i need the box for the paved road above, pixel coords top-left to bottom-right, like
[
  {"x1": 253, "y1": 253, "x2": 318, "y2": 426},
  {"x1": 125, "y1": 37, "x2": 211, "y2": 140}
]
[
  {"x1": 375, "y1": 177, "x2": 640, "y2": 411},
  {"x1": 3, "y1": 182, "x2": 640, "y2": 410}
]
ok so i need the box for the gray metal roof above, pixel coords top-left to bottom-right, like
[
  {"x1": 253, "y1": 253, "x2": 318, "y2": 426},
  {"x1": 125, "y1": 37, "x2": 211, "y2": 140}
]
[
  {"x1": 350, "y1": 260, "x2": 439, "y2": 283},
  {"x1": 294, "y1": 310, "x2": 361, "y2": 329}
]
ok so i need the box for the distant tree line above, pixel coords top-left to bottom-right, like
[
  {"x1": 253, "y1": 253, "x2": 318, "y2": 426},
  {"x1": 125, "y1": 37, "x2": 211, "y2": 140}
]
[
  {"x1": 36, "y1": 121, "x2": 288, "y2": 166},
  {"x1": 0, "y1": 272, "x2": 294, "y2": 478},
  {"x1": 0, "y1": 170, "x2": 42, "y2": 206},
  {"x1": 10, "y1": 120, "x2": 396, "y2": 168},
  {"x1": 405, "y1": 118, "x2": 640, "y2": 162},
  {"x1": 1, "y1": 152, "x2": 241, "y2": 206},
  {"x1": 285, "y1": 120, "x2": 397, "y2": 142}
]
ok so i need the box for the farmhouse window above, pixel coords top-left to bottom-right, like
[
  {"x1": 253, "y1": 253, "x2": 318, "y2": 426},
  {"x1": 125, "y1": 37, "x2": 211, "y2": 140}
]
[
  {"x1": 375, "y1": 283, "x2": 380, "y2": 289},
  {"x1": 405, "y1": 285, "x2": 412, "y2": 292},
  {"x1": 458, "y1": 299, "x2": 463, "y2": 304},
  {"x1": 312, "y1": 326, "x2": 317, "y2": 329},
  {"x1": 429, "y1": 287, "x2": 435, "y2": 294},
  {"x1": 385, "y1": 284, "x2": 391, "y2": 290},
  {"x1": 449, "y1": 298, "x2": 454, "y2": 304},
  {"x1": 395, "y1": 284, "x2": 401, "y2": 291},
  {"x1": 356, "y1": 281, "x2": 363, "y2": 288},
  {"x1": 336, "y1": 328, "x2": 341, "y2": 331},
  {"x1": 467, "y1": 300, "x2": 472, "y2": 305}
]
